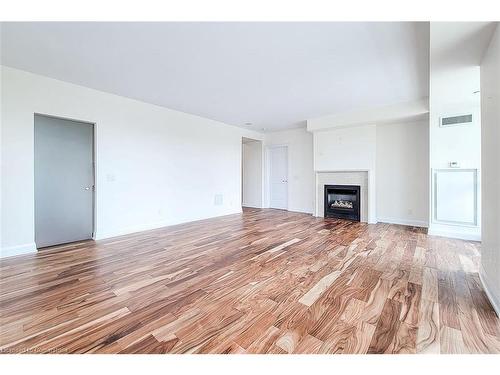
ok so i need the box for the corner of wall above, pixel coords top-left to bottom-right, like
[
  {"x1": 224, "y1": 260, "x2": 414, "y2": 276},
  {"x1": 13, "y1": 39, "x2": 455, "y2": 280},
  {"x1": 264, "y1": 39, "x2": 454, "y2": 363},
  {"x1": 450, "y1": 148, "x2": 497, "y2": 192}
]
[{"x1": 479, "y1": 265, "x2": 500, "y2": 317}]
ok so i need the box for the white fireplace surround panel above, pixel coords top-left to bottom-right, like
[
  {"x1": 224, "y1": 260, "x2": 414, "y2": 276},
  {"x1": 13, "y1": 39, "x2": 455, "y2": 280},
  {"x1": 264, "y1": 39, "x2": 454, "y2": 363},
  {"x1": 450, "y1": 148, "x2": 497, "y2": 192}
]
[{"x1": 315, "y1": 171, "x2": 370, "y2": 223}]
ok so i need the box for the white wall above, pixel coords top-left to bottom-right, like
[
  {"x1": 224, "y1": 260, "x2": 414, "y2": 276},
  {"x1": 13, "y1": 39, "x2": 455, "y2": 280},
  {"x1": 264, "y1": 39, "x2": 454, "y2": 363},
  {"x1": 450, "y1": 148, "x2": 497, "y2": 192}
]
[
  {"x1": 429, "y1": 78, "x2": 482, "y2": 240},
  {"x1": 0, "y1": 66, "x2": 263, "y2": 257},
  {"x1": 264, "y1": 128, "x2": 314, "y2": 214},
  {"x1": 480, "y1": 24, "x2": 500, "y2": 315},
  {"x1": 0, "y1": 52, "x2": 3, "y2": 251},
  {"x1": 376, "y1": 121, "x2": 429, "y2": 227},
  {"x1": 309, "y1": 119, "x2": 429, "y2": 226},
  {"x1": 429, "y1": 69, "x2": 481, "y2": 170},
  {"x1": 242, "y1": 140, "x2": 263, "y2": 208},
  {"x1": 428, "y1": 23, "x2": 483, "y2": 241},
  {"x1": 313, "y1": 124, "x2": 377, "y2": 223},
  {"x1": 313, "y1": 124, "x2": 376, "y2": 173}
]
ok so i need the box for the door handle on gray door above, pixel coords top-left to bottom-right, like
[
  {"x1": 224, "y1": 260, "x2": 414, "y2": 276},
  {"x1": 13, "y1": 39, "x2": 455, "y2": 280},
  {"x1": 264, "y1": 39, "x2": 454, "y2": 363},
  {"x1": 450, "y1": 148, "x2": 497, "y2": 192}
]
[{"x1": 84, "y1": 186, "x2": 93, "y2": 190}]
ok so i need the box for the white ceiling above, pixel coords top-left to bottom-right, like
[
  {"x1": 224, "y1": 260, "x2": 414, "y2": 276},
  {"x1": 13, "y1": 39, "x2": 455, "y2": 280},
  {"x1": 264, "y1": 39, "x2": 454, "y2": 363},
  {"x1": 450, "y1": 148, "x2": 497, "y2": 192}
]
[
  {"x1": 431, "y1": 22, "x2": 496, "y2": 69},
  {"x1": 1, "y1": 22, "x2": 430, "y2": 132},
  {"x1": 430, "y1": 22, "x2": 497, "y2": 107}
]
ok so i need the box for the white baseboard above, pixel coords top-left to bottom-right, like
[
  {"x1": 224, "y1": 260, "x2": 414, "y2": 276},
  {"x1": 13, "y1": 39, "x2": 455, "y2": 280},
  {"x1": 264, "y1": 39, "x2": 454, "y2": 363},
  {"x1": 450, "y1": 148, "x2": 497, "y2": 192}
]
[
  {"x1": 94, "y1": 210, "x2": 242, "y2": 241},
  {"x1": 288, "y1": 207, "x2": 314, "y2": 215},
  {"x1": 242, "y1": 204, "x2": 263, "y2": 209},
  {"x1": 1, "y1": 212, "x2": 244, "y2": 257},
  {"x1": 377, "y1": 217, "x2": 428, "y2": 228},
  {"x1": 427, "y1": 228, "x2": 481, "y2": 241},
  {"x1": 479, "y1": 265, "x2": 500, "y2": 317},
  {"x1": 94, "y1": 220, "x2": 173, "y2": 240},
  {"x1": 0, "y1": 242, "x2": 37, "y2": 258},
  {"x1": 243, "y1": 205, "x2": 313, "y2": 215}
]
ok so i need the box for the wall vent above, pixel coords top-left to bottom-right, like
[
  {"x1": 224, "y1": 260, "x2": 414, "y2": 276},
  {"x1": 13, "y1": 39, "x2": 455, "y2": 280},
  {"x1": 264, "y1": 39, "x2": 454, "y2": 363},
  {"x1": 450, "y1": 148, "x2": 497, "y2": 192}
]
[{"x1": 439, "y1": 114, "x2": 473, "y2": 127}]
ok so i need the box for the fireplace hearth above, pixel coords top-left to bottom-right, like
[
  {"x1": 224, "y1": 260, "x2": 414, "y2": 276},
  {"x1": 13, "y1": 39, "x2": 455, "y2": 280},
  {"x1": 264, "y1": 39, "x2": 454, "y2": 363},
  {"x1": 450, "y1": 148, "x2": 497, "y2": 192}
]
[{"x1": 324, "y1": 185, "x2": 360, "y2": 221}]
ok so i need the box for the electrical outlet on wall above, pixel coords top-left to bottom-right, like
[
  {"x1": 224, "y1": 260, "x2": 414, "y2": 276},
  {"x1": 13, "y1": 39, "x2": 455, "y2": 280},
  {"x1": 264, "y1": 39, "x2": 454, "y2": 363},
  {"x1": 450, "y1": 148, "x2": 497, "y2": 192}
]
[
  {"x1": 407, "y1": 208, "x2": 413, "y2": 216},
  {"x1": 214, "y1": 194, "x2": 223, "y2": 206}
]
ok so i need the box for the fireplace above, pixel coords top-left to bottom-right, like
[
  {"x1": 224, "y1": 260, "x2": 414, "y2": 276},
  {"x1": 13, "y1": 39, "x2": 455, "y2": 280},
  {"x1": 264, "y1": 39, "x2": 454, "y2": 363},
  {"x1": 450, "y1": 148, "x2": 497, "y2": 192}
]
[{"x1": 324, "y1": 185, "x2": 360, "y2": 221}]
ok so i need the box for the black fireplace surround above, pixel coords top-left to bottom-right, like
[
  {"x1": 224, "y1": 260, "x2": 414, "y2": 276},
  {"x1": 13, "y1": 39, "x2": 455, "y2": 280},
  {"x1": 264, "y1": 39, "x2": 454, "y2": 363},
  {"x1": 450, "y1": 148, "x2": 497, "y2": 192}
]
[{"x1": 324, "y1": 185, "x2": 360, "y2": 221}]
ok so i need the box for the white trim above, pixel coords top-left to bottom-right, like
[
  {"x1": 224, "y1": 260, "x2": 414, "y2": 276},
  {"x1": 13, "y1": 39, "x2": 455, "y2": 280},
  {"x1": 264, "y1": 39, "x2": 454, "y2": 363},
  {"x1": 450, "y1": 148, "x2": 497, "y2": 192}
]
[
  {"x1": 94, "y1": 220, "x2": 174, "y2": 240},
  {"x1": 0, "y1": 243, "x2": 37, "y2": 258},
  {"x1": 94, "y1": 210, "x2": 242, "y2": 241},
  {"x1": 242, "y1": 204, "x2": 262, "y2": 209},
  {"x1": 427, "y1": 228, "x2": 481, "y2": 241},
  {"x1": 287, "y1": 208, "x2": 314, "y2": 215},
  {"x1": 377, "y1": 217, "x2": 428, "y2": 228},
  {"x1": 479, "y1": 265, "x2": 500, "y2": 317}
]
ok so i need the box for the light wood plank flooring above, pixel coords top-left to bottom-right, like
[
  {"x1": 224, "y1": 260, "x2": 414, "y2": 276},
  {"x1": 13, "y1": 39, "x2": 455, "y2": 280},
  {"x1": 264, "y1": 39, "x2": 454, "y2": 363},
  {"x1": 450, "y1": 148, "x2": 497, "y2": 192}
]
[{"x1": 1, "y1": 208, "x2": 499, "y2": 354}]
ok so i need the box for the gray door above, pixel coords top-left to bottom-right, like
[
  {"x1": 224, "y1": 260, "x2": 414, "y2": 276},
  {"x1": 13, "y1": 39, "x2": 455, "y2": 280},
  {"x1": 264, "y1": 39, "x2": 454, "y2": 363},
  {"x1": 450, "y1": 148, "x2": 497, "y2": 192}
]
[{"x1": 35, "y1": 115, "x2": 94, "y2": 248}]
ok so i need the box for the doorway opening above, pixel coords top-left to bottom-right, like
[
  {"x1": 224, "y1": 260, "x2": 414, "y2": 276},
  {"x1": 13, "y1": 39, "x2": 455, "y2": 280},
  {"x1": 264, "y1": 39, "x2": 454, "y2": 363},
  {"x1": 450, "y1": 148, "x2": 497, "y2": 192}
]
[
  {"x1": 34, "y1": 114, "x2": 95, "y2": 249},
  {"x1": 241, "y1": 137, "x2": 263, "y2": 209}
]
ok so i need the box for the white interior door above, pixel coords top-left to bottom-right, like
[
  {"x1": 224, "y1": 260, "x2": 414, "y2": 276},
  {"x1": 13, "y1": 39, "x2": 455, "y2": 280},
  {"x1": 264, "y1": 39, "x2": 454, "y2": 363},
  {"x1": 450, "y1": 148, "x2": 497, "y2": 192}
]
[{"x1": 269, "y1": 146, "x2": 288, "y2": 210}]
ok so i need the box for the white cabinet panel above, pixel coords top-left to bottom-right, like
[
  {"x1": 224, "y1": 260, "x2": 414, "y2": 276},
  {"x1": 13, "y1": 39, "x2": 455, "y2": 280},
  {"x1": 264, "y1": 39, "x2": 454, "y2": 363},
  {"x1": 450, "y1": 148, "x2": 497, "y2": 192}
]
[{"x1": 434, "y1": 169, "x2": 477, "y2": 225}]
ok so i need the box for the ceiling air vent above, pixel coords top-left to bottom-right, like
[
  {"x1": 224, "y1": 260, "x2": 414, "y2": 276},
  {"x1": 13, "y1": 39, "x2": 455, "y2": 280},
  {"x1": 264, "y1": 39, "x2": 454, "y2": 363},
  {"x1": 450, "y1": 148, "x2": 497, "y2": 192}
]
[{"x1": 439, "y1": 114, "x2": 473, "y2": 127}]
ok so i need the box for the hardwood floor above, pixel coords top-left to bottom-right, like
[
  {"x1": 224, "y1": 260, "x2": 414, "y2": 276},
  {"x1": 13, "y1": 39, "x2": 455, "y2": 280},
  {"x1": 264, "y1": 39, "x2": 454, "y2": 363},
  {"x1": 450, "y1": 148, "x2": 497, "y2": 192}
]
[{"x1": 1, "y1": 208, "x2": 499, "y2": 354}]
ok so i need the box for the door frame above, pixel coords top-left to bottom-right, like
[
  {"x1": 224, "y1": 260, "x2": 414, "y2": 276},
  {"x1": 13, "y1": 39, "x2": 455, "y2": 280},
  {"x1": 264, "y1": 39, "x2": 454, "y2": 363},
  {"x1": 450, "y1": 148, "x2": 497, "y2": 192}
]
[
  {"x1": 33, "y1": 113, "x2": 97, "y2": 247},
  {"x1": 265, "y1": 143, "x2": 289, "y2": 210}
]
